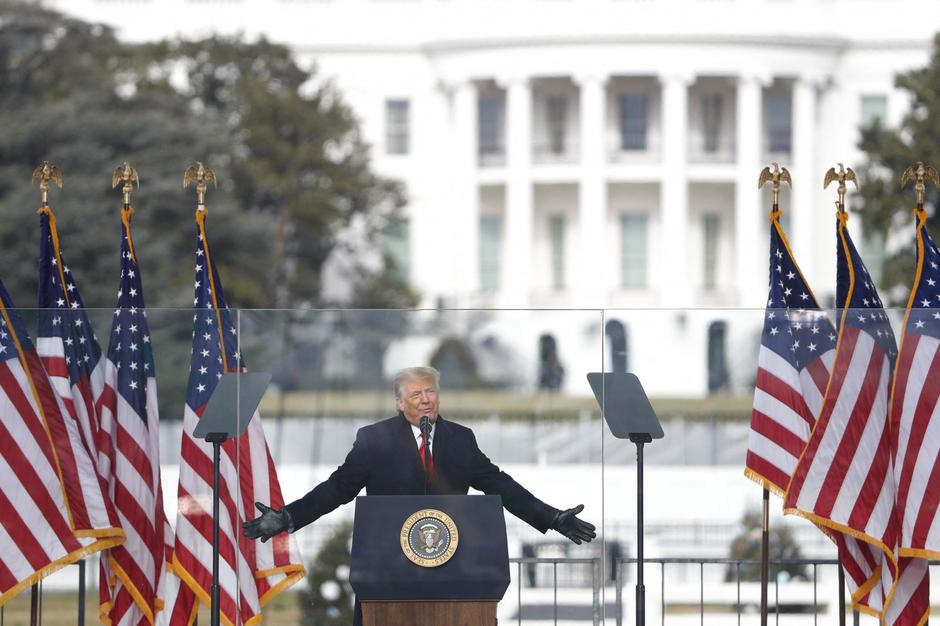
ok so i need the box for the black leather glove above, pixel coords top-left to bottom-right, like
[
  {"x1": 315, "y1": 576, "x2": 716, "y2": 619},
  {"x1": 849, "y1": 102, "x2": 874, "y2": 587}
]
[
  {"x1": 242, "y1": 502, "x2": 292, "y2": 543},
  {"x1": 551, "y1": 504, "x2": 596, "y2": 545}
]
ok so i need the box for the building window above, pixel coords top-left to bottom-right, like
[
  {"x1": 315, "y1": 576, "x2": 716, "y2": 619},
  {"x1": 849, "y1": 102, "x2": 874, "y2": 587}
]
[
  {"x1": 701, "y1": 94, "x2": 723, "y2": 154},
  {"x1": 618, "y1": 93, "x2": 648, "y2": 151},
  {"x1": 480, "y1": 215, "x2": 502, "y2": 292},
  {"x1": 703, "y1": 214, "x2": 720, "y2": 291},
  {"x1": 478, "y1": 96, "x2": 505, "y2": 156},
  {"x1": 707, "y1": 321, "x2": 730, "y2": 393},
  {"x1": 547, "y1": 96, "x2": 568, "y2": 155},
  {"x1": 860, "y1": 94, "x2": 887, "y2": 128},
  {"x1": 620, "y1": 214, "x2": 648, "y2": 289},
  {"x1": 767, "y1": 94, "x2": 792, "y2": 154},
  {"x1": 604, "y1": 319, "x2": 629, "y2": 373},
  {"x1": 383, "y1": 216, "x2": 410, "y2": 280},
  {"x1": 385, "y1": 99, "x2": 410, "y2": 155},
  {"x1": 549, "y1": 215, "x2": 566, "y2": 290}
]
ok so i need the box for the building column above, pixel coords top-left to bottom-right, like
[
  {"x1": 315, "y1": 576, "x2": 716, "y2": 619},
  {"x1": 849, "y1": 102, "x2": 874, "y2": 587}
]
[
  {"x1": 735, "y1": 73, "x2": 765, "y2": 306},
  {"x1": 575, "y1": 72, "x2": 608, "y2": 307},
  {"x1": 791, "y1": 75, "x2": 821, "y2": 278},
  {"x1": 451, "y1": 80, "x2": 479, "y2": 305},
  {"x1": 659, "y1": 72, "x2": 694, "y2": 308},
  {"x1": 501, "y1": 75, "x2": 533, "y2": 308}
]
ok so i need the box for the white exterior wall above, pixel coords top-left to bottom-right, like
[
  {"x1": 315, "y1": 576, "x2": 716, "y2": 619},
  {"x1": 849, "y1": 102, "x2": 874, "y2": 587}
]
[{"x1": 45, "y1": 0, "x2": 940, "y2": 395}]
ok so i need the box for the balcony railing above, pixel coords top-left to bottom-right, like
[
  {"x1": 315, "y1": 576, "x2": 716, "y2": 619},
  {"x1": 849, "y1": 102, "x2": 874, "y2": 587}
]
[
  {"x1": 14, "y1": 556, "x2": 937, "y2": 624},
  {"x1": 505, "y1": 556, "x2": 919, "y2": 625}
]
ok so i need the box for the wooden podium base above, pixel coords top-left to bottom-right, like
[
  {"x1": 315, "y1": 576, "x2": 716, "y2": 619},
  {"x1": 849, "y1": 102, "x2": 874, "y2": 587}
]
[{"x1": 361, "y1": 600, "x2": 497, "y2": 626}]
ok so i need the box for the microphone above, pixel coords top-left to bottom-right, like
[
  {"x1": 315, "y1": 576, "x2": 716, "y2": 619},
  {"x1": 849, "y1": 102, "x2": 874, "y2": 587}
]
[{"x1": 419, "y1": 415, "x2": 432, "y2": 495}]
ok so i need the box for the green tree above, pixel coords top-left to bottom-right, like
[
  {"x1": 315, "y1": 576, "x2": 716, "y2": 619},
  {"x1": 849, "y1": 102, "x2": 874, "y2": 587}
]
[
  {"x1": 857, "y1": 34, "x2": 940, "y2": 304},
  {"x1": 0, "y1": 3, "x2": 414, "y2": 311},
  {"x1": 725, "y1": 510, "x2": 807, "y2": 582},
  {"x1": 137, "y1": 36, "x2": 413, "y2": 308},
  {"x1": 0, "y1": 5, "x2": 417, "y2": 411},
  {"x1": 0, "y1": 4, "x2": 273, "y2": 309},
  {"x1": 297, "y1": 522, "x2": 355, "y2": 626}
]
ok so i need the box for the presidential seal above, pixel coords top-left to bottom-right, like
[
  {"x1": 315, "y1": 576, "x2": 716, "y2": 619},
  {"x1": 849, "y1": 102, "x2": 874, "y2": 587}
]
[{"x1": 400, "y1": 509, "x2": 459, "y2": 567}]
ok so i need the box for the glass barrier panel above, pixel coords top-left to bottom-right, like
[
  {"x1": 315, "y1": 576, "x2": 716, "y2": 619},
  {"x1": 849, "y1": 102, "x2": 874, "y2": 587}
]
[{"x1": 0, "y1": 306, "x2": 927, "y2": 625}]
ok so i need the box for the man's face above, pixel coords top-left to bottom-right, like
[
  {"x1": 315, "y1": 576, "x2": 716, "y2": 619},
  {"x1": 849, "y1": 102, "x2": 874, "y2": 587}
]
[{"x1": 396, "y1": 378, "x2": 440, "y2": 426}]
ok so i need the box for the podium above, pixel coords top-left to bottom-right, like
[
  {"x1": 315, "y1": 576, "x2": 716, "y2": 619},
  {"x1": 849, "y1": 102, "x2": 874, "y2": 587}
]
[{"x1": 349, "y1": 495, "x2": 510, "y2": 626}]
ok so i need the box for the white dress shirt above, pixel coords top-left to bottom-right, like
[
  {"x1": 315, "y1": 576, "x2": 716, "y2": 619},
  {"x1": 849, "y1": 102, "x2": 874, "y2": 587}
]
[{"x1": 410, "y1": 421, "x2": 435, "y2": 454}]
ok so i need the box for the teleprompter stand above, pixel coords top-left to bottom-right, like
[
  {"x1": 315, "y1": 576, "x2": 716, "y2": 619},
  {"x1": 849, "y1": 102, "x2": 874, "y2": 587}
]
[
  {"x1": 192, "y1": 372, "x2": 271, "y2": 626},
  {"x1": 588, "y1": 373, "x2": 663, "y2": 626}
]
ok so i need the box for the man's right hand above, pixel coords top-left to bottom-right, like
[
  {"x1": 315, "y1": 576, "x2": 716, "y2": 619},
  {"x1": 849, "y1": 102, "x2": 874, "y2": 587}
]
[{"x1": 242, "y1": 502, "x2": 291, "y2": 543}]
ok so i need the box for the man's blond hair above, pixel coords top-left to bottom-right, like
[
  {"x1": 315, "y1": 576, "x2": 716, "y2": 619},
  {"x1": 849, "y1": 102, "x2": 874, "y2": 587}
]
[{"x1": 393, "y1": 366, "x2": 440, "y2": 400}]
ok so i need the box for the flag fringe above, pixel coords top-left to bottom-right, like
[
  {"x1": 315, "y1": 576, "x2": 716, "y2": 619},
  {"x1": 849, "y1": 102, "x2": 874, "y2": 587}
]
[
  {"x1": 0, "y1": 534, "x2": 124, "y2": 608},
  {"x1": 743, "y1": 468, "x2": 785, "y2": 498},
  {"x1": 784, "y1": 506, "x2": 895, "y2": 618}
]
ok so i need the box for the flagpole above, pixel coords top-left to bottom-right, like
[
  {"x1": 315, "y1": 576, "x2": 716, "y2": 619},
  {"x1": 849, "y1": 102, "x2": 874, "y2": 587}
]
[
  {"x1": 756, "y1": 163, "x2": 791, "y2": 626},
  {"x1": 29, "y1": 582, "x2": 38, "y2": 626},
  {"x1": 760, "y1": 488, "x2": 769, "y2": 626},
  {"x1": 30, "y1": 163, "x2": 63, "y2": 626},
  {"x1": 838, "y1": 565, "x2": 846, "y2": 626},
  {"x1": 821, "y1": 164, "x2": 861, "y2": 626},
  {"x1": 184, "y1": 162, "x2": 223, "y2": 626}
]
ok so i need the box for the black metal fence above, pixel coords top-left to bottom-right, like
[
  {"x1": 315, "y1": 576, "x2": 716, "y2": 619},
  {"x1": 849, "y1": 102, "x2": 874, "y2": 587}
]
[
  {"x1": 508, "y1": 556, "x2": 874, "y2": 626},
  {"x1": 2, "y1": 557, "x2": 896, "y2": 625}
]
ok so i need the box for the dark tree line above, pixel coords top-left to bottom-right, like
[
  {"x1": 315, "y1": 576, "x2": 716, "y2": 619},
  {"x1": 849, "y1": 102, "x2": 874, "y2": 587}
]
[
  {"x1": 858, "y1": 34, "x2": 940, "y2": 304},
  {"x1": 0, "y1": 2, "x2": 415, "y2": 311}
]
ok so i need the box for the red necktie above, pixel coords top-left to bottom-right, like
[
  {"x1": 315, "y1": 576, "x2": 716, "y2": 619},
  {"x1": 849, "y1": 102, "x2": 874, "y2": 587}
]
[{"x1": 419, "y1": 432, "x2": 434, "y2": 479}]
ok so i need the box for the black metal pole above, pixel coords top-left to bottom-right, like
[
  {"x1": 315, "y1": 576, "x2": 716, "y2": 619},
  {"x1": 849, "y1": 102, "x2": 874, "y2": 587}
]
[
  {"x1": 760, "y1": 488, "x2": 769, "y2": 626},
  {"x1": 207, "y1": 435, "x2": 225, "y2": 626},
  {"x1": 29, "y1": 583, "x2": 38, "y2": 626},
  {"x1": 77, "y1": 560, "x2": 85, "y2": 626},
  {"x1": 635, "y1": 440, "x2": 645, "y2": 626},
  {"x1": 838, "y1": 565, "x2": 846, "y2": 626}
]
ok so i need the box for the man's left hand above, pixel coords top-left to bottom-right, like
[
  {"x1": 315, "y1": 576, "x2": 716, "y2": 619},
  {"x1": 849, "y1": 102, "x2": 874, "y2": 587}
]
[{"x1": 552, "y1": 504, "x2": 596, "y2": 544}]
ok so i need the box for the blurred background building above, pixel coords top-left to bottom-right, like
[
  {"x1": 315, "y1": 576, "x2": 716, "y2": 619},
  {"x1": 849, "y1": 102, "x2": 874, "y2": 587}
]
[{"x1": 40, "y1": 0, "x2": 940, "y2": 398}]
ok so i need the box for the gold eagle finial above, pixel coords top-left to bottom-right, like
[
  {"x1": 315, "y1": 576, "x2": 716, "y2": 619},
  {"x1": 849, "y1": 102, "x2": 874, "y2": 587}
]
[
  {"x1": 31, "y1": 161, "x2": 63, "y2": 207},
  {"x1": 901, "y1": 161, "x2": 939, "y2": 208},
  {"x1": 183, "y1": 161, "x2": 218, "y2": 208},
  {"x1": 112, "y1": 161, "x2": 139, "y2": 207},
  {"x1": 823, "y1": 163, "x2": 858, "y2": 211},
  {"x1": 758, "y1": 162, "x2": 792, "y2": 207}
]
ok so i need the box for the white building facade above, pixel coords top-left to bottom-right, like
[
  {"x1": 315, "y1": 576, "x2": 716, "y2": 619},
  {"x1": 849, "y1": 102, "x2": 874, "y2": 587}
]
[{"x1": 44, "y1": 0, "x2": 940, "y2": 395}]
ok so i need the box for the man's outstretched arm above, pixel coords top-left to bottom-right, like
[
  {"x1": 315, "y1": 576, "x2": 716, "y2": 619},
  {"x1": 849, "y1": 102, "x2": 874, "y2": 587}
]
[
  {"x1": 242, "y1": 502, "x2": 293, "y2": 543},
  {"x1": 551, "y1": 504, "x2": 596, "y2": 545}
]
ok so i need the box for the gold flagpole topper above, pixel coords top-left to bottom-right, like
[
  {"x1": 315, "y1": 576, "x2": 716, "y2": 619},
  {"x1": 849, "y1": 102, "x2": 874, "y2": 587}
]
[
  {"x1": 183, "y1": 161, "x2": 218, "y2": 209},
  {"x1": 900, "y1": 161, "x2": 939, "y2": 208},
  {"x1": 758, "y1": 162, "x2": 791, "y2": 207},
  {"x1": 31, "y1": 161, "x2": 63, "y2": 208},
  {"x1": 112, "y1": 161, "x2": 139, "y2": 207},
  {"x1": 823, "y1": 163, "x2": 858, "y2": 211}
]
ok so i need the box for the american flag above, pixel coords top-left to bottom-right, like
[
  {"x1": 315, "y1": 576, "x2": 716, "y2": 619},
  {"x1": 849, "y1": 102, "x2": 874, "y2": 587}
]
[
  {"x1": 35, "y1": 206, "x2": 119, "y2": 614},
  {"x1": 886, "y1": 209, "x2": 940, "y2": 620},
  {"x1": 35, "y1": 208, "x2": 107, "y2": 490},
  {"x1": 892, "y1": 209, "x2": 940, "y2": 554},
  {"x1": 784, "y1": 212, "x2": 928, "y2": 621},
  {"x1": 96, "y1": 209, "x2": 175, "y2": 625},
  {"x1": 166, "y1": 210, "x2": 304, "y2": 625},
  {"x1": 745, "y1": 212, "x2": 835, "y2": 495},
  {"x1": 745, "y1": 211, "x2": 880, "y2": 614},
  {"x1": 0, "y1": 278, "x2": 123, "y2": 605}
]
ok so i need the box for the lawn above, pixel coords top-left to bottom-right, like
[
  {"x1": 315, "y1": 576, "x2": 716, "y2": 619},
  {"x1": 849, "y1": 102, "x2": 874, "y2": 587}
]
[{"x1": 0, "y1": 589, "x2": 303, "y2": 625}]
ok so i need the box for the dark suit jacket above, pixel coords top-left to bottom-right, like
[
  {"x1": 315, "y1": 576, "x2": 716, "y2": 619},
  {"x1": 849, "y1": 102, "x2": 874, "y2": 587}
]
[{"x1": 284, "y1": 413, "x2": 559, "y2": 533}]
